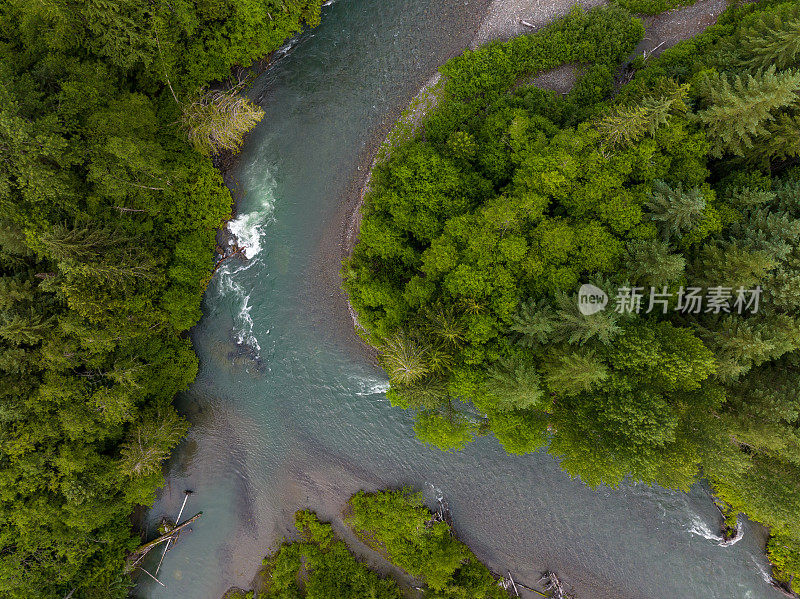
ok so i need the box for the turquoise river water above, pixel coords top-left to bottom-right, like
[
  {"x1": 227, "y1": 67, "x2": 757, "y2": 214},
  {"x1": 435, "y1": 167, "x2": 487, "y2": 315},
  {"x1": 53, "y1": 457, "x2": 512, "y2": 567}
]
[{"x1": 136, "y1": 1, "x2": 784, "y2": 598}]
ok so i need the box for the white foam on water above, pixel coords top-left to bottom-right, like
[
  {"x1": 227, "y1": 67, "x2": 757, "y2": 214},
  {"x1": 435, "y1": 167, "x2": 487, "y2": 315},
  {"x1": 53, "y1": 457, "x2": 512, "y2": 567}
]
[
  {"x1": 353, "y1": 377, "x2": 390, "y2": 396},
  {"x1": 425, "y1": 482, "x2": 444, "y2": 503},
  {"x1": 751, "y1": 556, "x2": 773, "y2": 584},
  {"x1": 217, "y1": 172, "x2": 278, "y2": 354},
  {"x1": 226, "y1": 169, "x2": 276, "y2": 259},
  {"x1": 688, "y1": 514, "x2": 724, "y2": 542},
  {"x1": 228, "y1": 210, "x2": 266, "y2": 259},
  {"x1": 217, "y1": 274, "x2": 260, "y2": 351}
]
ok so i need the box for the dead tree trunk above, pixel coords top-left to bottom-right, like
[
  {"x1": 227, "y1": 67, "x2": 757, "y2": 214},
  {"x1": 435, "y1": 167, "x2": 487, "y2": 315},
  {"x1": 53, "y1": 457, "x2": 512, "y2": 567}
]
[{"x1": 126, "y1": 512, "x2": 202, "y2": 569}]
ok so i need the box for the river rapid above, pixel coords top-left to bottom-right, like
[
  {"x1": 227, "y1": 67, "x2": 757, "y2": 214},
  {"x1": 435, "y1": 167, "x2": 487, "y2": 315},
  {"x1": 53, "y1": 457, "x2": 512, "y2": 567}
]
[{"x1": 136, "y1": 1, "x2": 784, "y2": 598}]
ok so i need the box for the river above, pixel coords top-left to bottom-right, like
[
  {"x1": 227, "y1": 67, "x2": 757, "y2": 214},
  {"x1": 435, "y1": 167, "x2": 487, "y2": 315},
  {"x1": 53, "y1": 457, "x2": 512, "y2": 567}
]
[{"x1": 135, "y1": 1, "x2": 784, "y2": 598}]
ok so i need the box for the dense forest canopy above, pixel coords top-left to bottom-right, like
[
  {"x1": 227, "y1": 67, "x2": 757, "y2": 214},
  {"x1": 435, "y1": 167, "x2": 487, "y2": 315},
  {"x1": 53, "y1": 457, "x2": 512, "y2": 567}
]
[
  {"x1": 0, "y1": 1, "x2": 323, "y2": 597},
  {"x1": 345, "y1": 1, "x2": 800, "y2": 590}
]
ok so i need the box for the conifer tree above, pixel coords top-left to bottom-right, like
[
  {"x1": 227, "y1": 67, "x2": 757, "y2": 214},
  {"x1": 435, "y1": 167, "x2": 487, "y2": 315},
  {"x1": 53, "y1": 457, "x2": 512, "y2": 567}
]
[
  {"x1": 181, "y1": 84, "x2": 265, "y2": 156},
  {"x1": 379, "y1": 332, "x2": 430, "y2": 385},
  {"x1": 36, "y1": 224, "x2": 118, "y2": 263},
  {"x1": 730, "y1": 208, "x2": 800, "y2": 262},
  {"x1": 695, "y1": 66, "x2": 800, "y2": 157},
  {"x1": 697, "y1": 316, "x2": 776, "y2": 380},
  {"x1": 544, "y1": 349, "x2": 609, "y2": 396},
  {"x1": 624, "y1": 239, "x2": 686, "y2": 286},
  {"x1": 424, "y1": 305, "x2": 465, "y2": 347},
  {"x1": 645, "y1": 180, "x2": 706, "y2": 240},
  {"x1": 553, "y1": 291, "x2": 623, "y2": 346},
  {"x1": 774, "y1": 178, "x2": 800, "y2": 214},
  {"x1": 119, "y1": 406, "x2": 188, "y2": 477},
  {"x1": 691, "y1": 243, "x2": 775, "y2": 290},
  {"x1": 509, "y1": 298, "x2": 557, "y2": 346},
  {"x1": 727, "y1": 187, "x2": 776, "y2": 209},
  {"x1": 0, "y1": 312, "x2": 52, "y2": 345},
  {"x1": 485, "y1": 355, "x2": 547, "y2": 410},
  {"x1": 751, "y1": 112, "x2": 800, "y2": 163},
  {"x1": 595, "y1": 80, "x2": 689, "y2": 148},
  {"x1": 394, "y1": 375, "x2": 449, "y2": 410},
  {"x1": 736, "y1": 3, "x2": 800, "y2": 72}
]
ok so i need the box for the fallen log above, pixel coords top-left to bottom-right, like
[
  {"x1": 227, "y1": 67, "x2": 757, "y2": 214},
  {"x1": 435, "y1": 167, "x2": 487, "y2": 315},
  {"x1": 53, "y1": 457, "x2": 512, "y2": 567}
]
[
  {"x1": 138, "y1": 566, "x2": 166, "y2": 588},
  {"x1": 126, "y1": 512, "x2": 203, "y2": 569},
  {"x1": 540, "y1": 571, "x2": 572, "y2": 599},
  {"x1": 507, "y1": 571, "x2": 520, "y2": 597},
  {"x1": 211, "y1": 245, "x2": 247, "y2": 276},
  {"x1": 155, "y1": 490, "x2": 193, "y2": 576}
]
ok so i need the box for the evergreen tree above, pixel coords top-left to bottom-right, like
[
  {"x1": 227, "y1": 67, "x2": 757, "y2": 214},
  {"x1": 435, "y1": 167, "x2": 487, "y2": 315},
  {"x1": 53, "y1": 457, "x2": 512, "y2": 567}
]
[
  {"x1": 695, "y1": 66, "x2": 800, "y2": 157},
  {"x1": 484, "y1": 354, "x2": 547, "y2": 410},
  {"x1": 723, "y1": 360, "x2": 800, "y2": 464},
  {"x1": 645, "y1": 180, "x2": 706, "y2": 239},
  {"x1": 735, "y1": 3, "x2": 800, "y2": 72},
  {"x1": 730, "y1": 208, "x2": 800, "y2": 262},
  {"x1": 36, "y1": 224, "x2": 118, "y2": 263},
  {"x1": 690, "y1": 242, "x2": 775, "y2": 290},
  {"x1": 393, "y1": 375, "x2": 449, "y2": 410},
  {"x1": 624, "y1": 239, "x2": 686, "y2": 286},
  {"x1": 697, "y1": 316, "x2": 777, "y2": 380},
  {"x1": 595, "y1": 80, "x2": 689, "y2": 148},
  {"x1": 119, "y1": 406, "x2": 188, "y2": 477},
  {"x1": 424, "y1": 305, "x2": 466, "y2": 347},
  {"x1": 181, "y1": 85, "x2": 265, "y2": 156},
  {"x1": 750, "y1": 112, "x2": 800, "y2": 163},
  {"x1": 509, "y1": 298, "x2": 557, "y2": 346},
  {"x1": 544, "y1": 349, "x2": 609, "y2": 396},
  {"x1": 774, "y1": 177, "x2": 800, "y2": 214},
  {"x1": 552, "y1": 291, "x2": 623, "y2": 346},
  {"x1": 379, "y1": 332, "x2": 431, "y2": 385}
]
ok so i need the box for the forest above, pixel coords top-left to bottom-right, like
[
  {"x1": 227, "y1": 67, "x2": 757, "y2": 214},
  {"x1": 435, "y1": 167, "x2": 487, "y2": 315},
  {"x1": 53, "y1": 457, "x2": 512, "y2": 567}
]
[
  {"x1": 344, "y1": 1, "x2": 800, "y2": 590},
  {"x1": 225, "y1": 488, "x2": 509, "y2": 599},
  {"x1": 0, "y1": 1, "x2": 323, "y2": 597}
]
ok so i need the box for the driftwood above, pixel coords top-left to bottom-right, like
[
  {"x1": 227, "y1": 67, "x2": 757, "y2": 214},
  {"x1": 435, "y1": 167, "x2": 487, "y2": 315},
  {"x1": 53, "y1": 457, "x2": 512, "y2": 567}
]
[
  {"x1": 506, "y1": 571, "x2": 520, "y2": 596},
  {"x1": 540, "y1": 571, "x2": 573, "y2": 599},
  {"x1": 126, "y1": 512, "x2": 203, "y2": 568},
  {"x1": 138, "y1": 566, "x2": 166, "y2": 588},
  {"x1": 643, "y1": 41, "x2": 666, "y2": 60},
  {"x1": 211, "y1": 244, "x2": 247, "y2": 276},
  {"x1": 155, "y1": 491, "x2": 193, "y2": 575},
  {"x1": 520, "y1": 19, "x2": 536, "y2": 28},
  {"x1": 436, "y1": 496, "x2": 455, "y2": 530},
  {"x1": 496, "y1": 570, "x2": 548, "y2": 597}
]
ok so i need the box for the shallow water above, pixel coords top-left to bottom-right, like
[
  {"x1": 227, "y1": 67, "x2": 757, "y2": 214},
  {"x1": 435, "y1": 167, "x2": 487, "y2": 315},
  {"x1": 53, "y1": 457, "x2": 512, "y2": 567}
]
[{"x1": 136, "y1": 1, "x2": 784, "y2": 597}]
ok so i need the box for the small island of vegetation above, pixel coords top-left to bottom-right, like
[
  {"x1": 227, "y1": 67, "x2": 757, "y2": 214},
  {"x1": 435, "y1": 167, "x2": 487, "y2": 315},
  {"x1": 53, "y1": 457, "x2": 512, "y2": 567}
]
[
  {"x1": 224, "y1": 488, "x2": 523, "y2": 599},
  {"x1": 345, "y1": 2, "x2": 800, "y2": 592}
]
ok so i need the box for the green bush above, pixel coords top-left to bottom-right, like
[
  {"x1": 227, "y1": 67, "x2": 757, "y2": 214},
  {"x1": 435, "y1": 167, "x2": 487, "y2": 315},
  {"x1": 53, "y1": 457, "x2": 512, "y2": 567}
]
[
  {"x1": 257, "y1": 511, "x2": 402, "y2": 599},
  {"x1": 347, "y1": 489, "x2": 506, "y2": 598}
]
